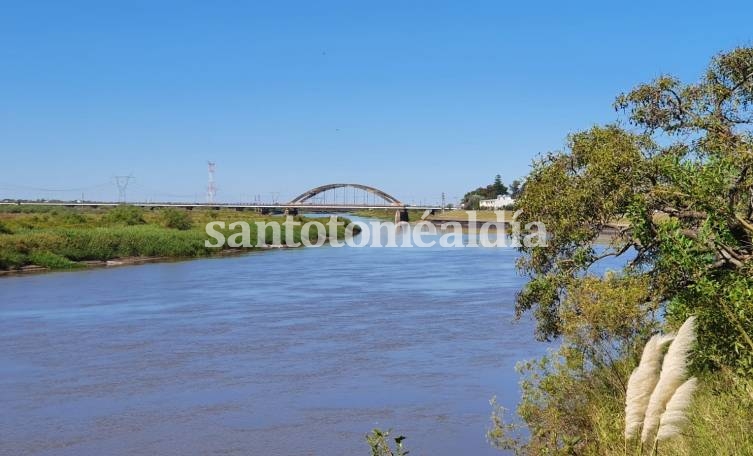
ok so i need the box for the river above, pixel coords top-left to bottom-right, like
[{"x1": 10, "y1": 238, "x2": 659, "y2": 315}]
[{"x1": 0, "y1": 224, "x2": 550, "y2": 455}]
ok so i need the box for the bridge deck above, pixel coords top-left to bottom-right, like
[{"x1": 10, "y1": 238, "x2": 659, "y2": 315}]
[{"x1": 0, "y1": 202, "x2": 441, "y2": 210}]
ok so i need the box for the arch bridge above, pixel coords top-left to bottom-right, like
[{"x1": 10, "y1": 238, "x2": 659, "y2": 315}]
[{"x1": 288, "y1": 183, "x2": 403, "y2": 207}]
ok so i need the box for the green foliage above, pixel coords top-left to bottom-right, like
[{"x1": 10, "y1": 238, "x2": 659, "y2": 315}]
[
  {"x1": 0, "y1": 226, "x2": 212, "y2": 265},
  {"x1": 102, "y1": 205, "x2": 145, "y2": 226},
  {"x1": 0, "y1": 250, "x2": 27, "y2": 269},
  {"x1": 464, "y1": 193, "x2": 483, "y2": 210},
  {"x1": 510, "y1": 179, "x2": 523, "y2": 198},
  {"x1": 0, "y1": 204, "x2": 61, "y2": 214},
  {"x1": 506, "y1": 46, "x2": 753, "y2": 453},
  {"x1": 669, "y1": 273, "x2": 753, "y2": 374},
  {"x1": 159, "y1": 208, "x2": 193, "y2": 230},
  {"x1": 0, "y1": 221, "x2": 12, "y2": 234},
  {"x1": 0, "y1": 209, "x2": 355, "y2": 270},
  {"x1": 0, "y1": 207, "x2": 97, "y2": 231},
  {"x1": 490, "y1": 351, "x2": 753, "y2": 455},
  {"x1": 462, "y1": 174, "x2": 510, "y2": 206},
  {"x1": 56, "y1": 209, "x2": 87, "y2": 225},
  {"x1": 493, "y1": 174, "x2": 507, "y2": 196},
  {"x1": 517, "y1": 47, "x2": 753, "y2": 370},
  {"x1": 27, "y1": 251, "x2": 78, "y2": 269},
  {"x1": 488, "y1": 397, "x2": 526, "y2": 455},
  {"x1": 365, "y1": 429, "x2": 409, "y2": 456}
]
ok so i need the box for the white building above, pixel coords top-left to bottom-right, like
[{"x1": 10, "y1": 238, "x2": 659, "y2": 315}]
[{"x1": 479, "y1": 195, "x2": 515, "y2": 209}]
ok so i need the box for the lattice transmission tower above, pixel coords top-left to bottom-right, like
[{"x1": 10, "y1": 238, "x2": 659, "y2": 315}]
[
  {"x1": 114, "y1": 174, "x2": 134, "y2": 203},
  {"x1": 206, "y1": 161, "x2": 217, "y2": 203}
]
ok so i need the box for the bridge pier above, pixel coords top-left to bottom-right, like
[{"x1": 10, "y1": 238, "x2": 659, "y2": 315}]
[{"x1": 395, "y1": 208, "x2": 409, "y2": 223}]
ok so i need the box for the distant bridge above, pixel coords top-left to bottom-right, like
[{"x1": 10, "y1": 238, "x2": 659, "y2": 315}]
[{"x1": 0, "y1": 183, "x2": 440, "y2": 216}]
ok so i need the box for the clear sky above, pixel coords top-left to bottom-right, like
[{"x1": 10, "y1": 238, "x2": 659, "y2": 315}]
[{"x1": 2, "y1": 1, "x2": 752, "y2": 204}]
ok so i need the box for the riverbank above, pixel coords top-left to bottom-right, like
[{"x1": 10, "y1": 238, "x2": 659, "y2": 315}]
[
  {"x1": 350, "y1": 208, "x2": 516, "y2": 223},
  {"x1": 0, "y1": 205, "x2": 354, "y2": 273}
]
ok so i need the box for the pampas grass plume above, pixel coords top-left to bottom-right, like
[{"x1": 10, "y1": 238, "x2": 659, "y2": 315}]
[
  {"x1": 640, "y1": 316, "x2": 697, "y2": 444},
  {"x1": 656, "y1": 377, "x2": 698, "y2": 441},
  {"x1": 624, "y1": 333, "x2": 675, "y2": 440}
]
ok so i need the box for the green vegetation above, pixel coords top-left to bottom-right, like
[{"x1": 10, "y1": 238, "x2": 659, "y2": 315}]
[
  {"x1": 159, "y1": 208, "x2": 193, "y2": 230},
  {"x1": 509, "y1": 179, "x2": 523, "y2": 199},
  {"x1": 365, "y1": 429, "x2": 409, "y2": 456},
  {"x1": 429, "y1": 209, "x2": 514, "y2": 222},
  {"x1": 27, "y1": 251, "x2": 80, "y2": 269},
  {"x1": 349, "y1": 208, "x2": 510, "y2": 222},
  {"x1": 461, "y1": 174, "x2": 512, "y2": 209},
  {"x1": 102, "y1": 204, "x2": 145, "y2": 225},
  {"x1": 490, "y1": 47, "x2": 753, "y2": 455},
  {"x1": 0, "y1": 205, "x2": 354, "y2": 271},
  {"x1": 349, "y1": 208, "x2": 429, "y2": 221}
]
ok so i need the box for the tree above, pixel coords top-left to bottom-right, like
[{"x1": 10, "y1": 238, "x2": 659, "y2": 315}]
[
  {"x1": 509, "y1": 179, "x2": 522, "y2": 198},
  {"x1": 492, "y1": 174, "x2": 508, "y2": 196},
  {"x1": 461, "y1": 175, "x2": 508, "y2": 207},
  {"x1": 499, "y1": 47, "x2": 753, "y2": 453},
  {"x1": 517, "y1": 47, "x2": 753, "y2": 371},
  {"x1": 464, "y1": 193, "x2": 483, "y2": 210}
]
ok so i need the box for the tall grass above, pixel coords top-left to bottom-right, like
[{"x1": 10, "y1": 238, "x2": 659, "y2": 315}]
[
  {"x1": 0, "y1": 205, "x2": 356, "y2": 270},
  {"x1": 580, "y1": 369, "x2": 753, "y2": 456},
  {"x1": 0, "y1": 226, "x2": 213, "y2": 268}
]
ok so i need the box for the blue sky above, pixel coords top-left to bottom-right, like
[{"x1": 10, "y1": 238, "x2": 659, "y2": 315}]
[{"x1": 2, "y1": 1, "x2": 752, "y2": 204}]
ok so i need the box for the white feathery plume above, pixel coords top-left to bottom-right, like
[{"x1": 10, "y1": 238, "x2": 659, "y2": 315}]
[
  {"x1": 656, "y1": 377, "x2": 698, "y2": 441},
  {"x1": 624, "y1": 333, "x2": 675, "y2": 440},
  {"x1": 640, "y1": 316, "x2": 697, "y2": 444}
]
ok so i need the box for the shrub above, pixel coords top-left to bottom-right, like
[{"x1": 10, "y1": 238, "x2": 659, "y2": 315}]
[
  {"x1": 102, "y1": 205, "x2": 145, "y2": 226},
  {"x1": 58, "y1": 210, "x2": 87, "y2": 225},
  {"x1": 159, "y1": 208, "x2": 193, "y2": 230}
]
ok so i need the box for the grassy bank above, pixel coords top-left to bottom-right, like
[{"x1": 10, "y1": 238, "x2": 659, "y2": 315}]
[
  {"x1": 488, "y1": 349, "x2": 753, "y2": 456},
  {"x1": 348, "y1": 208, "x2": 428, "y2": 221},
  {"x1": 428, "y1": 209, "x2": 514, "y2": 222},
  {"x1": 348, "y1": 208, "x2": 513, "y2": 222},
  {"x1": 0, "y1": 205, "x2": 354, "y2": 271}
]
